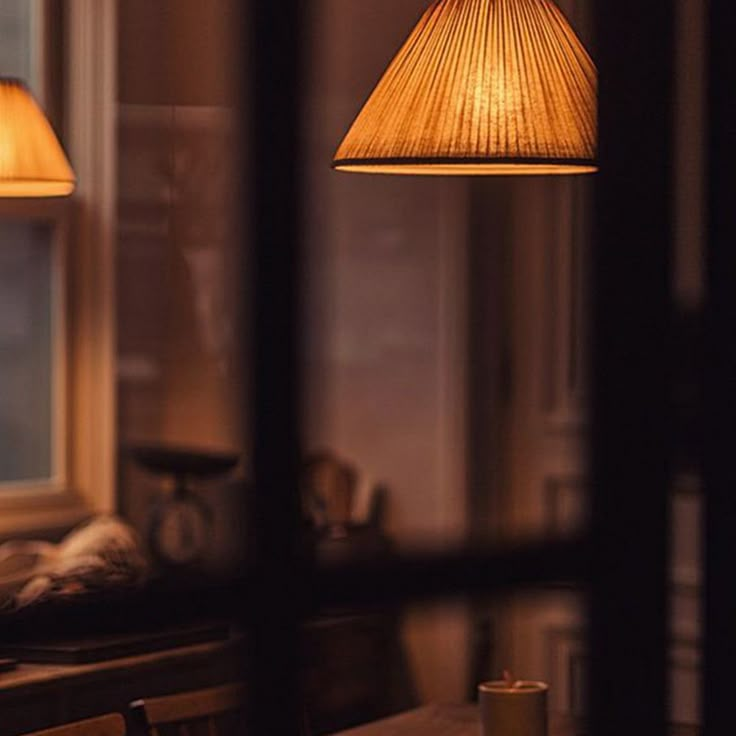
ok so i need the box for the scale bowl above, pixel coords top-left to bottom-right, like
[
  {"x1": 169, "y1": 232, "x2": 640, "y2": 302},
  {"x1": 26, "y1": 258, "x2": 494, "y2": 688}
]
[{"x1": 129, "y1": 444, "x2": 239, "y2": 479}]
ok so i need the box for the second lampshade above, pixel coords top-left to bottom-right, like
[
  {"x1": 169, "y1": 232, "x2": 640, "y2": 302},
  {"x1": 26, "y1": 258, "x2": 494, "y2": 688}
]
[
  {"x1": 333, "y1": 0, "x2": 597, "y2": 175},
  {"x1": 0, "y1": 78, "x2": 75, "y2": 197}
]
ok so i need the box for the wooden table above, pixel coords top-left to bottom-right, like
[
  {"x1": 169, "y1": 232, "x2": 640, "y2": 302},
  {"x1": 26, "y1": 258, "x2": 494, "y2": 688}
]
[
  {"x1": 330, "y1": 704, "x2": 700, "y2": 736},
  {"x1": 331, "y1": 704, "x2": 575, "y2": 736},
  {"x1": 0, "y1": 640, "x2": 239, "y2": 736}
]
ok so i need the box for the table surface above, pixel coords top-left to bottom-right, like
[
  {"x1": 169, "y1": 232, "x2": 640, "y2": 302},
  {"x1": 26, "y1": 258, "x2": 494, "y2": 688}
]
[
  {"x1": 331, "y1": 704, "x2": 700, "y2": 736},
  {"x1": 0, "y1": 640, "x2": 232, "y2": 698},
  {"x1": 331, "y1": 704, "x2": 572, "y2": 736},
  {"x1": 0, "y1": 640, "x2": 239, "y2": 736}
]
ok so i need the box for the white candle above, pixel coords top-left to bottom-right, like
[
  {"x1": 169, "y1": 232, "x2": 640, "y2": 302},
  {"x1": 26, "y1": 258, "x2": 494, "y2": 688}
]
[{"x1": 478, "y1": 678, "x2": 548, "y2": 736}]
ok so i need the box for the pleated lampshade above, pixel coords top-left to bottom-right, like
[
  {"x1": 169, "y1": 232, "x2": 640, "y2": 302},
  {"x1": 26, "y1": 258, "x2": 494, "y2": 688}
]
[
  {"x1": 333, "y1": 0, "x2": 597, "y2": 175},
  {"x1": 0, "y1": 78, "x2": 76, "y2": 196}
]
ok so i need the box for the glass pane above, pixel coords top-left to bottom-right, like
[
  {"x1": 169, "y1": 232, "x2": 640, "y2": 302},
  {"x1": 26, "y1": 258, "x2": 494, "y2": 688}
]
[
  {"x1": 0, "y1": 221, "x2": 53, "y2": 484},
  {"x1": 302, "y1": 0, "x2": 594, "y2": 552},
  {"x1": 0, "y1": 0, "x2": 44, "y2": 97},
  {"x1": 298, "y1": 2, "x2": 597, "y2": 729},
  {"x1": 0, "y1": 1, "x2": 32, "y2": 78},
  {"x1": 115, "y1": 0, "x2": 243, "y2": 575}
]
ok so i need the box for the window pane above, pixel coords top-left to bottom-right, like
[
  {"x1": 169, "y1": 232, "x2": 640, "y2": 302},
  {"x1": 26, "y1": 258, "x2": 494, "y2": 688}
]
[
  {"x1": 116, "y1": 0, "x2": 243, "y2": 574},
  {"x1": 0, "y1": 221, "x2": 53, "y2": 484},
  {"x1": 0, "y1": 1, "x2": 31, "y2": 75}
]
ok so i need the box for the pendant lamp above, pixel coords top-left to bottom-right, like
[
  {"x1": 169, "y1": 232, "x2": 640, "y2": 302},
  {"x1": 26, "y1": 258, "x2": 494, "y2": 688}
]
[
  {"x1": 333, "y1": 0, "x2": 597, "y2": 175},
  {"x1": 0, "y1": 78, "x2": 76, "y2": 196}
]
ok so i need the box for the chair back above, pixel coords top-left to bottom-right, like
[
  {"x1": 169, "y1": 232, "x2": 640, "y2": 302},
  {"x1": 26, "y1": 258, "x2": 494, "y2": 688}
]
[
  {"x1": 129, "y1": 683, "x2": 245, "y2": 736},
  {"x1": 24, "y1": 715, "x2": 126, "y2": 736}
]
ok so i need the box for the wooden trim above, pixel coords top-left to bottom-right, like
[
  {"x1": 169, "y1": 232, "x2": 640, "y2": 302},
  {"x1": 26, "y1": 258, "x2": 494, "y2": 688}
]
[
  {"x1": 674, "y1": 0, "x2": 705, "y2": 308},
  {"x1": 65, "y1": 0, "x2": 117, "y2": 515},
  {"x1": 52, "y1": 201, "x2": 69, "y2": 489},
  {"x1": 246, "y1": 2, "x2": 305, "y2": 733},
  {"x1": 0, "y1": 490, "x2": 90, "y2": 538},
  {"x1": 704, "y1": 0, "x2": 736, "y2": 728},
  {"x1": 130, "y1": 682, "x2": 245, "y2": 726},
  {"x1": 589, "y1": 1, "x2": 675, "y2": 734}
]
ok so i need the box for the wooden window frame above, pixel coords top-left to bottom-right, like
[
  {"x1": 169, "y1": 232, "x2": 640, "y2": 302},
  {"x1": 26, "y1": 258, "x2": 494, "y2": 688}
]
[{"x1": 0, "y1": 0, "x2": 117, "y2": 537}]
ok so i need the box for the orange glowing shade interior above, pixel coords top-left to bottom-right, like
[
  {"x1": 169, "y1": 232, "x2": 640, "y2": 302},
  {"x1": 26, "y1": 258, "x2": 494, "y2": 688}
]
[
  {"x1": 0, "y1": 78, "x2": 76, "y2": 197},
  {"x1": 333, "y1": 0, "x2": 597, "y2": 176}
]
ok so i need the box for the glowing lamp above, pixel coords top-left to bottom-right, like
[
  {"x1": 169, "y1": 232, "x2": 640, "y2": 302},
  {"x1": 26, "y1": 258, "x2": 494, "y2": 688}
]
[
  {"x1": 0, "y1": 78, "x2": 76, "y2": 197},
  {"x1": 333, "y1": 0, "x2": 597, "y2": 176}
]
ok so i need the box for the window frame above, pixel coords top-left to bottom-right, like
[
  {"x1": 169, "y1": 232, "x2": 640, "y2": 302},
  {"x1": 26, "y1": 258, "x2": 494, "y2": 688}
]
[
  {"x1": 0, "y1": 5, "x2": 684, "y2": 736},
  {"x1": 0, "y1": 0, "x2": 117, "y2": 538},
  {"x1": 244, "y1": 2, "x2": 675, "y2": 734}
]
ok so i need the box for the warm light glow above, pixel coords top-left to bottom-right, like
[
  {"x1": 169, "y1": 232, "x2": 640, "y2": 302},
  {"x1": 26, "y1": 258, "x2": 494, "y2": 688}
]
[
  {"x1": 0, "y1": 78, "x2": 76, "y2": 197},
  {"x1": 333, "y1": 0, "x2": 597, "y2": 176}
]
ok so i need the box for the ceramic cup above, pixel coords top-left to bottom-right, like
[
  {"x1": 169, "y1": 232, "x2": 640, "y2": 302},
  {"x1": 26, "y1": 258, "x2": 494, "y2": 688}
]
[{"x1": 478, "y1": 680, "x2": 548, "y2": 736}]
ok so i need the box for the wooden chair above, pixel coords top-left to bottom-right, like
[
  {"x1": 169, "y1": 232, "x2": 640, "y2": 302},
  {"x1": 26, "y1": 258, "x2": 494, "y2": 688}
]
[
  {"x1": 23, "y1": 715, "x2": 126, "y2": 736},
  {"x1": 129, "y1": 683, "x2": 245, "y2": 736}
]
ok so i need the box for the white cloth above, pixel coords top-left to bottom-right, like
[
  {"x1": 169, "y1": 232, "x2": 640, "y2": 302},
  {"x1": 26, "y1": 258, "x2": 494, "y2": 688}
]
[{"x1": 0, "y1": 516, "x2": 149, "y2": 609}]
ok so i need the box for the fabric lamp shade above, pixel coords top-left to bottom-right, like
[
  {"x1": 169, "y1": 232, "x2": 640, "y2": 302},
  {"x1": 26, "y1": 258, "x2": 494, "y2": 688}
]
[
  {"x1": 333, "y1": 0, "x2": 597, "y2": 175},
  {"x1": 0, "y1": 78, "x2": 76, "y2": 197}
]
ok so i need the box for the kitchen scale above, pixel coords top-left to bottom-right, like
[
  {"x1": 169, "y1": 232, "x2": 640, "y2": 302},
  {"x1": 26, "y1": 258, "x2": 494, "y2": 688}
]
[{"x1": 130, "y1": 444, "x2": 239, "y2": 568}]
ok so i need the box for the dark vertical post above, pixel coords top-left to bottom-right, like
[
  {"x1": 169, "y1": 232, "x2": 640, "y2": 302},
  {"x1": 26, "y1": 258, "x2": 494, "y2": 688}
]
[
  {"x1": 466, "y1": 179, "x2": 512, "y2": 542},
  {"x1": 703, "y1": 0, "x2": 736, "y2": 731},
  {"x1": 589, "y1": 2, "x2": 674, "y2": 736},
  {"x1": 243, "y1": 1, "x2": 306, "y2": 734}
]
